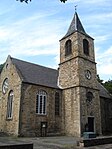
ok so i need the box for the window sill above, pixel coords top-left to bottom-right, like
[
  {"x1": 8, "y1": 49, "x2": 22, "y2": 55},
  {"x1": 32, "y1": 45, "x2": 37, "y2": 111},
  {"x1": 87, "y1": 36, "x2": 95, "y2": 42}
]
[
  {"x1": 36, "y1": 113, "x2": 47, "y2": 116},
  {"x1": 6, "y1": 118, "x2": 13, "y2": 121}
]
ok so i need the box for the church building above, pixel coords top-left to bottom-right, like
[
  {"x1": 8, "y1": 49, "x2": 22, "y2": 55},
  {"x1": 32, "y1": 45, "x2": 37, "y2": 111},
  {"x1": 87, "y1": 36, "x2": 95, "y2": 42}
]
[{"x1": 0, "y1": 12, "x2": 112, "y2": 137}]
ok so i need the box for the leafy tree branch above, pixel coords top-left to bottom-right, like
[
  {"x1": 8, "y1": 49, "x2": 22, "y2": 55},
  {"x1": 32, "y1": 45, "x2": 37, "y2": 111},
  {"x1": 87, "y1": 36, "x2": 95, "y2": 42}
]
[
  {"x1": 97, "y1": 74, "x2": 112, "y2": 95},
  {"x1": 16, "y1": 0, "x2": 67, "y2": 4}
]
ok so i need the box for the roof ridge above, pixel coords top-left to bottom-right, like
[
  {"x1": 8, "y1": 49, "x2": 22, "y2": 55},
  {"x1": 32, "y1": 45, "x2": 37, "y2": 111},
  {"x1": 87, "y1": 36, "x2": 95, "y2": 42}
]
[
  {"x1": 10, "y1": 56, "x2": 59, "y2": 89},
  {"x1": 11, "y1": 57, "x2": 58, "y2": 72}
]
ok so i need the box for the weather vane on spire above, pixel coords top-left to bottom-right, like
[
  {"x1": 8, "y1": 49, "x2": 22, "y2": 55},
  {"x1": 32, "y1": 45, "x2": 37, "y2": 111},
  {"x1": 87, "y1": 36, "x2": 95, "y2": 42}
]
[{"x1": 75, "y1": 5, "x2": 77, "y2": 12}]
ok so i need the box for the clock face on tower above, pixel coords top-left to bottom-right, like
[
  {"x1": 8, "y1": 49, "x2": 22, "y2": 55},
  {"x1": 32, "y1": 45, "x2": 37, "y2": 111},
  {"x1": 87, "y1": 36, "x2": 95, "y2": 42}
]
[
  {"x1": 85, "y1": 70, "x2": 91, "y2": 80},
  {"x1": 2, "y1": 78, "x2": 9, "y2": 94}
]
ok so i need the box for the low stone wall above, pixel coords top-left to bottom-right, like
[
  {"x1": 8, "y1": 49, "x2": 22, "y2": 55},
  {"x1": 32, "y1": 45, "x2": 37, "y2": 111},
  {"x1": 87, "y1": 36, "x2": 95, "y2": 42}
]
[
  {"x1": 79, "y1": 136, "x2": 112, "y2": 147},
  {"x1": 0, "y1": 143, "x2": 33, "y2": 149}
]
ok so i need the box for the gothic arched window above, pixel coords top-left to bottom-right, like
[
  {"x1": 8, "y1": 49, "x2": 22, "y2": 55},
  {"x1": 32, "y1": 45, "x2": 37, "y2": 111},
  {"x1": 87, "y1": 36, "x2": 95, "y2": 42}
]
[
  {"x1": 65, "y1": 39, "x2": 72, "y2": 56},
  {"x1": 83, "y1": 39, "x2": 89, "y2": 56},
  {"x1": 55, "y1": 92, "x2": 60, "y2": 116},
  {"x1": 36, "y1": 90, "x2": 47, "y2": 115},
  {"x1": 7, "y1": 90, "x2": 14, "y2": 119}
]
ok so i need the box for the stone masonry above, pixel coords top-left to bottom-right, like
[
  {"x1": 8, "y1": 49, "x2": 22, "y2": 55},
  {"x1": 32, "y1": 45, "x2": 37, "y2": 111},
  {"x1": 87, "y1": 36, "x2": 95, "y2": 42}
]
[
  {"x1": 19, "y1": 83, "x2": 62, "y2": 137},
  {"x1": 59, "y1": 29, "x2": 101, "y2": 136},
  {"x1": 0, "y1": 56, "x2": 62, "y2": 137},
  {"x1": 0, "y1": 56, "x2": 22, "y2": 135},
  {"x1": 0, "y1": 12, "x2": 111, "y2": 138}
]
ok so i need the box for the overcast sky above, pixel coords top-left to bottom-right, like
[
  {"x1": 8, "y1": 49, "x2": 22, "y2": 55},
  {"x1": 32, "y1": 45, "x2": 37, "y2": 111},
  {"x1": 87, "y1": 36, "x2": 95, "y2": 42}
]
[{"x1": 0, "y1": 0, "x2": 112, "y2": 81}]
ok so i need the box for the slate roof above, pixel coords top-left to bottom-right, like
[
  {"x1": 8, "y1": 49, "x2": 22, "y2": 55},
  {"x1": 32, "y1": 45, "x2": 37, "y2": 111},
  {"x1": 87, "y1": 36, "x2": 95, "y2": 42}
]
[
  {"x1": 11, "y1": 57, "x2": 59, "y2": 89},
  {"x1": 61, "y1": 12, "x2": 93, "y2": 40},
  {"x1": 98, "y1": 83, "x2": 112, "y2": 99},
  {"x1": 10, "y1": 56, "x2": 112, "y2": 99}
]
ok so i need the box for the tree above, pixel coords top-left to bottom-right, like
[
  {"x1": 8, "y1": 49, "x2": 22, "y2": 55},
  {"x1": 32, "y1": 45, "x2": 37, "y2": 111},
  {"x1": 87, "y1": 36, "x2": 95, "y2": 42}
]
[
  {"x1": 60, "y1": 0, "x2": 67, "y2": 2},
  {"x1": 97, "y1": 74, "x2": 112, "y2": 95},
  {"x1": 103, "y1": 80, "x2": 112, "y2": 94},
  {"x1": 16, "y1": 0, "x2": 67, "y2": 4},
  {"x1": 16, "y1": 0, "x2": 31, "y2": 3}
]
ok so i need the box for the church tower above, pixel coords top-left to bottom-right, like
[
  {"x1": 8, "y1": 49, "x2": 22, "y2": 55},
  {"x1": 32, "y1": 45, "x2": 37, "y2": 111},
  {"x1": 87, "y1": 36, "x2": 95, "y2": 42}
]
[{"x1": 59, "y1": 12, "x2": 101, "y2": 137}]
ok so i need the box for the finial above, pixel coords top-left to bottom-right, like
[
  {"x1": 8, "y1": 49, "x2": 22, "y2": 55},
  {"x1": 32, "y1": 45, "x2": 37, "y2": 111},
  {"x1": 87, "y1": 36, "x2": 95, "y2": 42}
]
[{"x1": 75, "y1": 5, "x2": 77, "y2": 13}]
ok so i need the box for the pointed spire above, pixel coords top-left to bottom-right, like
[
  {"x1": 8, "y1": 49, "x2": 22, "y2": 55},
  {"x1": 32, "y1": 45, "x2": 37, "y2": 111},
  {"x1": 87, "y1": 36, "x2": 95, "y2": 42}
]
[{"x1": 61, "y1": 12, "x2": 87, "y2": 40}]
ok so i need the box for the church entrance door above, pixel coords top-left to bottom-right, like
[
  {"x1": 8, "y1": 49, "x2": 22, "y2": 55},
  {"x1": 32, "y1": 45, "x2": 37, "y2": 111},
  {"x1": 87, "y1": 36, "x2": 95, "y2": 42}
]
[{"x1": 88, "y1": 117, "x2": 94, "y2": 132}]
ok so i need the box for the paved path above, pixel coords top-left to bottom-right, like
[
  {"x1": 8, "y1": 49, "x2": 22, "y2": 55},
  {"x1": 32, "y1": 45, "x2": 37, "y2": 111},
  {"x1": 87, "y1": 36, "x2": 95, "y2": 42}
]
[{"x1": 0, "y1": 136, "x2": 112, "y2": 149}]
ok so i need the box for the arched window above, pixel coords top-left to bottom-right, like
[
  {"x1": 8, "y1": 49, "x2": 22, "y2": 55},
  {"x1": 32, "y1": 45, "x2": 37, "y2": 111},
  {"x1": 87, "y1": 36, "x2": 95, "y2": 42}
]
[
  {"x1": 83, "y1": 39, "x2": 89, "y2": 55},
  {"x1": 36, "y1": 90, "x2": 47, "y2": 115},
  {"x1": 2, "y1": 78, "x2": 9, "y2": 94},
  {"x1": 86, "y1": 92, "x2": 93, "y2": 102},
  {"x1": 55, "y1": 92, "x2": 60, "y2": 116},
  {"x1": 7, "y1": 90, "x2": 14, "y2": 119},
  {"x1": 65, "y1": 39, "x2": 72, "y2": 56}
]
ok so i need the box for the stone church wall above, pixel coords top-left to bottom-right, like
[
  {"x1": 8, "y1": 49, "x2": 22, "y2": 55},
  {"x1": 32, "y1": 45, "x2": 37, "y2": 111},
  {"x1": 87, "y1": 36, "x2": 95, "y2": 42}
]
[
  {"x1": 62, "y1": 86, "x2": 101, "y2": 137},
  {"x1": 19, "y1": 83, "x2": 62, "y2": 137},
  {"x1": 80, "y1": 87, "x2": 101, "y2": 135},
  {"x1": 59, "y1": 30, "x2": 102, "y2": 137},
  {"x1": 62, "y1": 87, "x2": 81, "y2": 137},
  {"x1": 100, "y1": 97, "x2": 112, "y2": 135},
  {"x1": 0, "y1": 57, "x2": 21, "y2": 136},
  {"x1": 59, "y1": 58, "x2": 79, "y2": 89}
]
